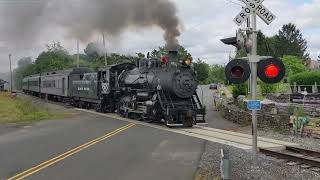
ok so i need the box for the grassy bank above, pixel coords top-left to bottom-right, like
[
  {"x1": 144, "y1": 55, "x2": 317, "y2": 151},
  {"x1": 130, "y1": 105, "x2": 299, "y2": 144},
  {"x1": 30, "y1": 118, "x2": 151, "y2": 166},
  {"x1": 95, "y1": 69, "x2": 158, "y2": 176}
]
[{"x1": 0, "y1": 92, "x2": 69, "y2": 124}]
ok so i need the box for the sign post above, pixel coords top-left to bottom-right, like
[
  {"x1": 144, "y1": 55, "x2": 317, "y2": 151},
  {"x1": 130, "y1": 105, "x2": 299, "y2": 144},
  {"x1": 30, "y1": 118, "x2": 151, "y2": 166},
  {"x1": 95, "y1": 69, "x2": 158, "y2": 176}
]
[{"x1": 233, "y1": 0, "x2": 276, "y2": 154}]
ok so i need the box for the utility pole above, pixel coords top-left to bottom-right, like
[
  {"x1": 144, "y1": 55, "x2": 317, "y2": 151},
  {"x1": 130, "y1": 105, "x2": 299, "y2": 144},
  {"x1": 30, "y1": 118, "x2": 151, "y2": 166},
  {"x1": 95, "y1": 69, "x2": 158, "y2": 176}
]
[
  {"x1": 77, "y1": 40, "x2": 80, "y2": 68},
  {"x1": 9, "y1": 54, "x2": 13, "y2": 93},
  {"x1": 102, "y1": 33, "x2": 107, "y2": 66}
]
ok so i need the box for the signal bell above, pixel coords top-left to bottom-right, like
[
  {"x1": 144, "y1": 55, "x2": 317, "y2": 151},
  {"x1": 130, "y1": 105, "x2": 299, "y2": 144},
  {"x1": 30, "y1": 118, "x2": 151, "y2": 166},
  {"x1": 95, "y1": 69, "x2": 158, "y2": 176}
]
[
  {"x1": 258, "y1": 58, "x2": 286, "y2": 84},
  {"x1": 225, "y1": 59, "x2": 251, "y2": 84}
]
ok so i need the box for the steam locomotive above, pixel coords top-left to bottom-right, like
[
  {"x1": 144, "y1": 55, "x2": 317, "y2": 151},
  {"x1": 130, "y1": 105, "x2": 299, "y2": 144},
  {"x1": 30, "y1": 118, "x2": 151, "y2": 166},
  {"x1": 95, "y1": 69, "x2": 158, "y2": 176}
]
[{"x1": 22, "y1": 51, "x2": 206, "y2": 127}]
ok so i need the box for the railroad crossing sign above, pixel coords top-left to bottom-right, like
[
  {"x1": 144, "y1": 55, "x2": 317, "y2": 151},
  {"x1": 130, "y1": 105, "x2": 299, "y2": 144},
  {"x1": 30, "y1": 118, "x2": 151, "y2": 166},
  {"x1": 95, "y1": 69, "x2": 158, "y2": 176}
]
[{"x1": 234, "y1": 0, "x2": 276, "y2": 26}]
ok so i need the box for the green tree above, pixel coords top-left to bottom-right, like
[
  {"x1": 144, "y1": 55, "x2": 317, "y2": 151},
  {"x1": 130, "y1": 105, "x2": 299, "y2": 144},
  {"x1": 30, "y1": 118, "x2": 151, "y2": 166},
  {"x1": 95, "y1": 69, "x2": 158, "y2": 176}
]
[
  {"x1": 257, "y1": 31, "x2": 276, "y2": 56},
  {"x1": 17, "y1": 57, "x2": 32, "y2": 68},
  {"x1": 177, "y1": 46, "x2": 192, "y2": 60},
  {"x1": 256, "y1": 24, "x2": 309, "y2": 60},
  {"x1": 136, "y1": 52, "x2": 145, "y2": 58},
  {"x1": 193, "y1": 59, "x2": 209, "y2": 83},
  {"x1": 150, "y1": 47, "x2": 166, "y2": 58},
  {"x1": 14, "y1": 57, "x2": 36, "y2": 89},
  {"x1": 274, "y1": 23, "x2": 309, "y2": 59},
  {"x1": 34, "y1": 42, "x2": 74, "y2": 73},
  {"x1": 206, "y1": 65, "x2": 226, "y2": 84},
  {"x1": 281, "y1": 55, "x2": 307, "y2": 77}
]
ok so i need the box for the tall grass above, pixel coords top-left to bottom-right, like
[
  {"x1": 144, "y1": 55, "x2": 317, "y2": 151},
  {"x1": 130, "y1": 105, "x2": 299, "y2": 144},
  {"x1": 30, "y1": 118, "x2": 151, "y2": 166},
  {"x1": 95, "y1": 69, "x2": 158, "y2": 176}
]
[
  {"x1": 15, "y1": 98, "x2": 51, "y2": 122},
  {"x1": 0, "y1": 92, "x2": 52, "y2": 124}
]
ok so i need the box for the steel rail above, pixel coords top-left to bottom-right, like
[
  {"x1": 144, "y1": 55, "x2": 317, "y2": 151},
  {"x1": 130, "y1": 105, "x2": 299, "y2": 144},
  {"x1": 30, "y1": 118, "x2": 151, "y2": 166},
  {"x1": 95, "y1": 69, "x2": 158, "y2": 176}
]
[
  {"x1": 259, "y1": 148, "x2": 320, "y2": 168},
  {"x1": 285, "y1": 146, "x2": 320, "y2": 158}
]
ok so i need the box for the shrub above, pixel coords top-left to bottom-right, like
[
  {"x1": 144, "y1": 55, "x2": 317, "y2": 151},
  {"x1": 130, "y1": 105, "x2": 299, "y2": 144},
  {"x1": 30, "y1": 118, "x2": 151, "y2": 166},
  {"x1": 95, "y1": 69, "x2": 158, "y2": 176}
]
[
  {"x1": 260, "y1": 82, "x2": 277, "y2": 94},
  {"x1": 289, "y1": 71, "x2": 320, "y2": 92},
  {"x1": 232, "y1": 83, "x2": 247, "y2": 99},
  {"x1": 281, "y1": 56, "x2": 307, "y2": 77}
]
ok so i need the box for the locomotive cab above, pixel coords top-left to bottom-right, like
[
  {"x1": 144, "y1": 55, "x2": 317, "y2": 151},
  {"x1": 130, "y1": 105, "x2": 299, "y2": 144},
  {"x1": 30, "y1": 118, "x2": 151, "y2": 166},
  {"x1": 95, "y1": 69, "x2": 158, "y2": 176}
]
[{"x1": 98, "y1": 63, "x2": 137, "y2": 95}]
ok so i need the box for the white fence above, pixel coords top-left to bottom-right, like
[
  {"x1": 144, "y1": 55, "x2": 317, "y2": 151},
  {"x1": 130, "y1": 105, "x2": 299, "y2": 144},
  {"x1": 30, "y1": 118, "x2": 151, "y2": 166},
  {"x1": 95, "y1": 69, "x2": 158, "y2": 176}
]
[{"x1": 291, "y1": 82, "x2": 319, "y2": 94}]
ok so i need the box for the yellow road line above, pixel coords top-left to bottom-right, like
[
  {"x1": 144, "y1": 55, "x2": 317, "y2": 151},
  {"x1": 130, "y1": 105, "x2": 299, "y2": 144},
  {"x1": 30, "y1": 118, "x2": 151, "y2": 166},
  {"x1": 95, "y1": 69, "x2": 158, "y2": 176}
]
[{"x1": 7, "y1": 123, "x2": 135, "y2": 180}]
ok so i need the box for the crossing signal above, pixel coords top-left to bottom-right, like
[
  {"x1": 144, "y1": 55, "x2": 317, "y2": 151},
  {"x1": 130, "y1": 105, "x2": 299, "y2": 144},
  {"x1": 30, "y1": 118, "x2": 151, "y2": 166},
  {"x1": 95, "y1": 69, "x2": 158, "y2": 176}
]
[
  {"x1": 221, "y1": 30, "x2": 285, "y2": 85},
  {"x1": 225, "y1": 59, "x2": 251, "y2": 84},
  {"x1": 258, "y1": 58, "x2": 285, "y2": 84}
]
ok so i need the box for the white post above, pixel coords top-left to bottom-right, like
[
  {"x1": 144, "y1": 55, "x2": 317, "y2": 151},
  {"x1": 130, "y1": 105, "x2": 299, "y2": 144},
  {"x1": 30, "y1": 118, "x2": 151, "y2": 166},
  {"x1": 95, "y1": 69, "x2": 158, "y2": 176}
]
[
  {"x1": 293, "y1": 82, "x2": 297, "y2": 93},
  {"x1": 250, "y1": 12, "x2": 258, "y2": 154}
]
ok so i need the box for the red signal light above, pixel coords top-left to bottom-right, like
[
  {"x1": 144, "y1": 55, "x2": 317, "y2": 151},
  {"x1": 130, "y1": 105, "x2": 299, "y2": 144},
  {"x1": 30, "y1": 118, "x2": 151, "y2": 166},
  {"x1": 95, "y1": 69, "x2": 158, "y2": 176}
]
[
  {"x1": 265, "y1": 64, "x2": 280, "y2": 78},
  {"x1": 258, "y1": 58, "x2": 285, "y2": 84}
]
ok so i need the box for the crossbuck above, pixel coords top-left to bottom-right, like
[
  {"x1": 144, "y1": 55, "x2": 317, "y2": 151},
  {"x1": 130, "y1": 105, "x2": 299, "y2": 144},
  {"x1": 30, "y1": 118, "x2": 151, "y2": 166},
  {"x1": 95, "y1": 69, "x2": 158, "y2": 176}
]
[{"x1": 234, "y1": 0, "x2": 276, "y2": 26}]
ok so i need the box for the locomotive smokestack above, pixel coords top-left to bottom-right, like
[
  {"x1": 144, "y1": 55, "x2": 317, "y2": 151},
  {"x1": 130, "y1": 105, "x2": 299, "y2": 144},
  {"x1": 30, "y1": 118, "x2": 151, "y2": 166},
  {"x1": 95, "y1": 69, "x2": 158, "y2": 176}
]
[{"x1": 168, "y1": 50, "x2": 178, "y2": 63}]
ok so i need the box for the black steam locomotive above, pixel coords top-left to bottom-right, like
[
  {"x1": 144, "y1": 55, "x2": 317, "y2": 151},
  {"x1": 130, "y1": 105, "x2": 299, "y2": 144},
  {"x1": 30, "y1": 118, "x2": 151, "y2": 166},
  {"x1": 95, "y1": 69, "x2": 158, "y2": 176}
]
[{"x1": 22, "y1": 51, "x2": 206, "y2": 127}]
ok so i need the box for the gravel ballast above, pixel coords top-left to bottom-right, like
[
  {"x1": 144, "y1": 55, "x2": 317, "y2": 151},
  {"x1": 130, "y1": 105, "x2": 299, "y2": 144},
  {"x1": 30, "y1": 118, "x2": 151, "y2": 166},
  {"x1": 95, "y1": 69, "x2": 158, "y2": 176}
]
[{"x1": 195, "y1": 141, "x2": 320, "y2": 180}]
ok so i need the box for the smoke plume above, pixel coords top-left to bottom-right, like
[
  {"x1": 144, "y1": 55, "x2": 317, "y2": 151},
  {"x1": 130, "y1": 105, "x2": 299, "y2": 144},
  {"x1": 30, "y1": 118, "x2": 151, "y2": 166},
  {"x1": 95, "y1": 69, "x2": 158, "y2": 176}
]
[{"x1": 0, "y1": 0, "x2": 181, "y2": 50}]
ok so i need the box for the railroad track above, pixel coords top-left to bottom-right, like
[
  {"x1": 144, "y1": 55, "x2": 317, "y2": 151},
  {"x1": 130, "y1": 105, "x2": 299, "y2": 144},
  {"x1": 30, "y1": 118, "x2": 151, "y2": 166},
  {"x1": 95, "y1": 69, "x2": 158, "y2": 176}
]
[{"x1": 260, "y1": 146, "x2": 320, "y2": 171}]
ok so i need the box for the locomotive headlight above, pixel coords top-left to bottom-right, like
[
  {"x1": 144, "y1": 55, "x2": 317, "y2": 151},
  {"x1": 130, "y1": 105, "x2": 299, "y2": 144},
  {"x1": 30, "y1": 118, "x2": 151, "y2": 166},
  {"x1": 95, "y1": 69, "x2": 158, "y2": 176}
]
[{"x1": 184, "y1": 59, "x2": 192, "y2": 65}]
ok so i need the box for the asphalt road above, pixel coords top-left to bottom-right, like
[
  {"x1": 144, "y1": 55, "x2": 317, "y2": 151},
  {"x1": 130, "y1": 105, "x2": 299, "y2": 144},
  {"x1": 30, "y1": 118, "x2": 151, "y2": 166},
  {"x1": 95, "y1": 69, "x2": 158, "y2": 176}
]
[
  {"x1": 198, "y1": 85, "x2": 239, "y2": 129},
  {"x1": 0, "y1": 113, "x2": 204, "y2": 180}
]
